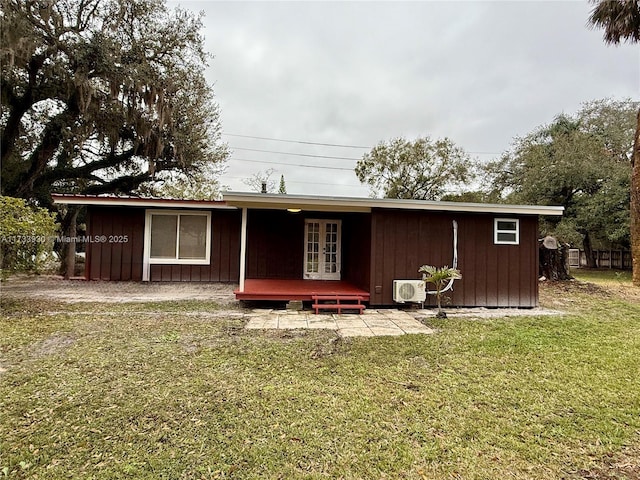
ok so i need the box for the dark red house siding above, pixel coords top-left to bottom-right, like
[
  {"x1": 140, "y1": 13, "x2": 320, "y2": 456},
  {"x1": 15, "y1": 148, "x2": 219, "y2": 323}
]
[
  {"x1": 86, "y1": 206, "x2": 241, "y2": 282},
  {"x1": 369, "y1": 209, "x2": 539, "y2": 307},
  {"x1": 86, "y1": 207, "x2": 145, "y2": 281},
  {"x1": 246, "y1": 209, "x2": 304, "y2": 279},
  {"x1": 84, "y1": 203, "x2": 540, "y2": 306},
  {"x1": 245, "y1": 210, "x2": 371, "y2": 287},
  {"x1": 341, "y1": 213, "x2": 371, "y2": 292}
]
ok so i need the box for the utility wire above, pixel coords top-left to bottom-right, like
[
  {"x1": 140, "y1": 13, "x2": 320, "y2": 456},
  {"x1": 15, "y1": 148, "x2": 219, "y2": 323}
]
[
  {"x1": 222, "y1": 174, "x2": 364, "y2": 188},
  {"x1": 230, "y1": 146, "x2": 362, "y2": 161},
  {"x1": 224, "y1": 132, "x2": 371, "y2": 149},
  {"x1": 225, "y1": 132, "x2": 501, "y2": 156},
  {"x1": 229, "y1": 157, "x2": 355, "y2": 171}
]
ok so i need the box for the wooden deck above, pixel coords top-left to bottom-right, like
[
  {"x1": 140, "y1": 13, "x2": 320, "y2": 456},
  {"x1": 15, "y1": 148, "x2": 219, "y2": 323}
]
[{"x1": 235, "y1": 279, "x2": 370, "y2": 301}]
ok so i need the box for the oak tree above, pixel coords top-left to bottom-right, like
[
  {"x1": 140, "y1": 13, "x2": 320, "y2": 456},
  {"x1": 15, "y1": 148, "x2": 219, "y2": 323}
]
[
  {"x1": 1, "y1": 0, "x2": 227, "y2": 207},
  {"x1": 355, "y1": 136, "x2": 472, "y2": 200},
  {"x1": 486, "y1": 99, "x2": 637, "y2": 267}
]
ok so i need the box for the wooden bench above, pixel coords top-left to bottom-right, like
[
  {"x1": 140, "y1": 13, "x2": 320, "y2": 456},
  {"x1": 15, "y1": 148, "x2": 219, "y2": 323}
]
[{"x1": 311, "y1": 295, "x2": 366, "y2": 314}]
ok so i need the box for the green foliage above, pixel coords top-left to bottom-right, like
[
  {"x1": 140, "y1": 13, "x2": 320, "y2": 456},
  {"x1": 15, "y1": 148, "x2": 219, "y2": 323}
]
[
  {"x1": 440, "y1": 190, "x2": 502, "y2": 204},
  {"x1": 419, "y1": 265, "x2": 462, "y2": 313},
  {"x1": 0, "y1": 196, "x2": 59, "y2": 275},
  {"x1": 279, "y1": 175, "x2": 287, "y2": 194},
  {"x1": 589, "y1": 0, "x2": 640, "y2": 44},
  {"x1": 485, "y1": 98, "x2": 638, "y2": 250},
  {"x1": 138, "y1": 163, "x2": 225, "y2": 200},
  {"x1": 356, "y1": 136, "x2": 472, "y2": 200},
  {"x1": 0, "y1": 0, "x2": 227, "y2": 206}
]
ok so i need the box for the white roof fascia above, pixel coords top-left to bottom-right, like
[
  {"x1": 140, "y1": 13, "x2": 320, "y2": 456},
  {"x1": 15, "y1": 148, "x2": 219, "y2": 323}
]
[
  {"x1": 51, "y1": 195, "x2": 235, "y2": 210},
  {"x1": 222, "y1": 192, "x2": 564, "y2": 216}
]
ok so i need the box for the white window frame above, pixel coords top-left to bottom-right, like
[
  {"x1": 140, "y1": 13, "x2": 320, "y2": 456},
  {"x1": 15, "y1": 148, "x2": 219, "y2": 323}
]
[
  {"x1": 143, "y1": 210, "x2": 211, "y2": 279},
  {"x1": 494, "y1": 218, "x2": 519, "y2": 245}
]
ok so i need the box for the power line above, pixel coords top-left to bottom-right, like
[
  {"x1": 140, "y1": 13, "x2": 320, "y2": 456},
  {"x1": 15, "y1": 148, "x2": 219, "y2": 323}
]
[
  {"x1": 224, "y1": 132, "x2": 371, "y2": 149},
  {"x1": 228, "y1": 136, "x2": 501, "y2": 158},
  {"x1": 221, "y1": 174, "x2": 364, "y2": 188},
  {"x1": 230, "y1": 146, "x2": 362, "y2": 161},
  {"x1": 229, "y1": 157, "x2": 355, "y2": 171}
]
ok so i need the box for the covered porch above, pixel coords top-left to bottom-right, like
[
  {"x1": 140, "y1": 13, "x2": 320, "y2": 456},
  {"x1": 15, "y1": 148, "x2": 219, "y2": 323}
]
[{"x1": 234, "y1": 279, "x2": 370, "y2": 301}]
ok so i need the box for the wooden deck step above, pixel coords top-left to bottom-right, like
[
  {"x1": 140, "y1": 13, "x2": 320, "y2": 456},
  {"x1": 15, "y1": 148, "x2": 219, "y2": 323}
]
[{"x1": 312, "y1": 294, "x2": 366, "y2": 315}]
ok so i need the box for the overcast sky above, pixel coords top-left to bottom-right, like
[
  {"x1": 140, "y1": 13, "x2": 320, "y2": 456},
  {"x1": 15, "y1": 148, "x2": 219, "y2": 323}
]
[{"x1": 171, "y1": 0, "x2": 638, "y2": 197}]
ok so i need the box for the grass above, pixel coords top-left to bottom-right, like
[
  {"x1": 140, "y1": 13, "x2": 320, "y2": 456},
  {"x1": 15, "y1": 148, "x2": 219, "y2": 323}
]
[
  {"x1": 571, "y1": 268, "x2": 633, "y2": 285},
  {"x1": 1, "y1": 280, "x2": 639, "y2": 479}
]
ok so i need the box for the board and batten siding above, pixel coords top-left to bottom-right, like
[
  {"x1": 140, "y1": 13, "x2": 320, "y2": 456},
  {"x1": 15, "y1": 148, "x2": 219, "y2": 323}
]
[
  {"x1": 369, "y1": 209, "x2": 539, "y2": 307},
  {"x1": 244, "y1": 209, "x2": 371, "y2": 286},
  {"x1": 86, "y1": 206, "x2": 241, "y2": 282},
  {"x1": 86, "y1": 207, "x2": 145, "y2": 281}
]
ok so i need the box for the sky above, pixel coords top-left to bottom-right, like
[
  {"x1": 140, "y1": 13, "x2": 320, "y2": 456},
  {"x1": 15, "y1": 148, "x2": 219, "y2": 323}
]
[{"x1": 171, "y1": 0, "x2": 638, "y2": 197}]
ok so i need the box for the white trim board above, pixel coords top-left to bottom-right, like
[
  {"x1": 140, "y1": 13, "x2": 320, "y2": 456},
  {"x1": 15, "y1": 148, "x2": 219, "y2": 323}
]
[{"x1": 222, "y1": 192, "x2": 564, "y2": 216}]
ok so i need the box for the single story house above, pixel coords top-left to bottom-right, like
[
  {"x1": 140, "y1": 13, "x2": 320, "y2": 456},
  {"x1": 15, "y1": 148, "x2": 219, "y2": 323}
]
[{"x1": 52, "y1": 192, "x2": 563, "y2": 308}]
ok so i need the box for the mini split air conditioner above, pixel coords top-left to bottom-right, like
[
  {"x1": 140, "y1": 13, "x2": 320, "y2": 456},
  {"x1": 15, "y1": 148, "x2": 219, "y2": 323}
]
[{"x1": 393, "y1": 280, "x2": 426, "y2": 303}]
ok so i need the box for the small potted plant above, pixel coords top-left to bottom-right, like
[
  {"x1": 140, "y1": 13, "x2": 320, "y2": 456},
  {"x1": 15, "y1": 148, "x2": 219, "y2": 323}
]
[{"x1": 418, "y1": 265, "x2": 462, "y2": 318}]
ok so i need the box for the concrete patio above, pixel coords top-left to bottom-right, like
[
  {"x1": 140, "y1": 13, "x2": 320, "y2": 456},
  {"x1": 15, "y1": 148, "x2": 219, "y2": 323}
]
[{"x1": 245, "y1": 308, "x2": 435, "y2": 337}]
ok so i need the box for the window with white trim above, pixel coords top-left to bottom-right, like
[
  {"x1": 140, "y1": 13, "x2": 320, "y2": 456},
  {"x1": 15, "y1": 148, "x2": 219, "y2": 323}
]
[
  {"x1": 146, "y1": 210, "x2": 211, "y2": 264},
  {"x1": 494, "y1": 218, "x2": 519, "y2": 245}
]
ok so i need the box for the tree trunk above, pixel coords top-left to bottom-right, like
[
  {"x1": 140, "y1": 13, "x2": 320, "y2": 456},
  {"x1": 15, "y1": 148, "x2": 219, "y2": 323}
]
[
  {"x1": 539, "y1": 240, "x2": 572, "y2": 281},
  {"x1": 582, "y1": 231, "x2": 597, "y2": 269},
  {"x1": 60, "y1": 207, "x2": 78, "y2": 279},
  {"x1": 631, "y1": 107, "x2": 640, "y2": 286}
]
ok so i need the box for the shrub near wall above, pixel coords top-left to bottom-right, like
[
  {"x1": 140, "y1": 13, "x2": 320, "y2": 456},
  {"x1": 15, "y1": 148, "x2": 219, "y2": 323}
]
[{"x1": 0, "y1": 196, "x2": 58, "y2": 276}]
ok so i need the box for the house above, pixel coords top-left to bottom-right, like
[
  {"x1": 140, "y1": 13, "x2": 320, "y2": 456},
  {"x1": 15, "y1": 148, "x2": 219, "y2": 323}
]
[{"x1": 52, "y1": 192, "x2": 563, "y2": 308}]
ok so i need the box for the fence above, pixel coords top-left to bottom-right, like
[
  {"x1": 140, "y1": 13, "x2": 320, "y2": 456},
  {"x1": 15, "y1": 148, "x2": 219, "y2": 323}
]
[{"x1": 568, "y1": 249, "x2": 632, "y2": 270}]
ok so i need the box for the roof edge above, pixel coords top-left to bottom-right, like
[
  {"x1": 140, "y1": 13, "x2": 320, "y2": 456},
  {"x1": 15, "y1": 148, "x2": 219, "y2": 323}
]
[
  {"x1": 51, "y1": 194, "x2": 234, "y2": 210},
  {"x1": 221, "y1": 192, "x2": 564, "y2": 216}
]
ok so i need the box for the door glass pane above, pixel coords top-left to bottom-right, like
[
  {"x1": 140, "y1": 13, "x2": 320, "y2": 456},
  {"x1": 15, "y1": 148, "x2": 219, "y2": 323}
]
[
  {"x1": 150, "y1": 215, "x2": 178, "y2": 258},
  {"x1": 324, "y1": 222, "x2": 338, "y2": 273},
  {"x1": 306, "y1": 222, "x2": 319, "y2": 273},
  {"x1": 179, "y1": 215, "x2": 207, "y2": 259}
]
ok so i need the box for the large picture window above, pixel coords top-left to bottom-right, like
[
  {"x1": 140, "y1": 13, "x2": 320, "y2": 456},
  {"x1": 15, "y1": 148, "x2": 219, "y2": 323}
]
[
  {"x1": 145, "y1": 211, "x2": 211, "y2": 264},
  {"x1": 494, "y1": 218, "x2": 519, "y2": 245}
]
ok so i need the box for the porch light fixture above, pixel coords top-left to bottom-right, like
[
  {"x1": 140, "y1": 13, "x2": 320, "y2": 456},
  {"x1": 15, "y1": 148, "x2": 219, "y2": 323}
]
[{"x1": 286, "y1": 208, "x2": 302, "y2": 213}]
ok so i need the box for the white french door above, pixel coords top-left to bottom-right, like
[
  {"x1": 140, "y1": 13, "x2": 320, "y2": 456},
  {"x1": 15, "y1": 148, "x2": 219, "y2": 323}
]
[{"x1": 304, "y1": 219, "x2": 341, "y2": 280}]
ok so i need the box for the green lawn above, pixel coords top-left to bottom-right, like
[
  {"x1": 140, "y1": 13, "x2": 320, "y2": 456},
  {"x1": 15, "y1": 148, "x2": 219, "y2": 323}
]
[
  {"x1": 571, "y1": 267, "x2": 633, "y2": 284},
  {"x1": 1, "y1": 281, "x2": 639, "y2": 479}
]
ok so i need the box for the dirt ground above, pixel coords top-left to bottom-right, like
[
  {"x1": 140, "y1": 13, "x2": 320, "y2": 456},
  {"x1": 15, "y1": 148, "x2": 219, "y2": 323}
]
[
  {"x1": 0, "y1": 275, "x2": 238, "y2": 304},
  {"x1": 0, "y1": 275, "x2": 567, "y2": 318}
]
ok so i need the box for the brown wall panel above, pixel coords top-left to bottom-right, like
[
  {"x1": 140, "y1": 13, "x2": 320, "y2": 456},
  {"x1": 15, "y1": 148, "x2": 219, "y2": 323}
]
[
  {"x1": 369, "y1": 210, "x2": 539, "y2": 307},
  {"x1": 86, "y1": 207, "x2": 145, "y2": 281},
  {"x1": 87, "y1": 206, "x2": 241, "y2": 282},
  {"x1": 246, "y1": 209, "x2": 303, "y2": 279},
  {"x1": 341, "y1": 213, "x2": 371, "y2": 291},
  {"x1": 245, "y1": 210, "x2": 371, "y2": 286}
]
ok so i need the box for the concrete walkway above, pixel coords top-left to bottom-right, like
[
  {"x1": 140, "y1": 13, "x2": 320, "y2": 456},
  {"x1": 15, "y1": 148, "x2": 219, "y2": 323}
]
[{"x1": 245, "y1": 309, "x2": 434, "y2": 337}]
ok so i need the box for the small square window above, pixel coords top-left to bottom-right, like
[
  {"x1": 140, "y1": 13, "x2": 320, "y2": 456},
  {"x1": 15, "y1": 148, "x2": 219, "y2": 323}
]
[{"x1": 494, "y1": 218, "x2": 519, "y2": 245}]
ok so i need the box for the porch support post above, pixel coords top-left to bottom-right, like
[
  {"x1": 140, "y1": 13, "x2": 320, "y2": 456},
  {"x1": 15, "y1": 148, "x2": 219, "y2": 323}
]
[
  {"x1": 239, "y1": 207, "x2": 247, "y2": 292},
  {"x1": 142, "y1": 210, "x2": 151, "y2": 282}
]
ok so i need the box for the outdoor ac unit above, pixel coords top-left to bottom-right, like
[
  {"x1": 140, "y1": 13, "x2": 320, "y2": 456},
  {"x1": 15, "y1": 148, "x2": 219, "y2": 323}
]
[{"x1": 393, "y1": 280, "x2": 426, "y2": 303}]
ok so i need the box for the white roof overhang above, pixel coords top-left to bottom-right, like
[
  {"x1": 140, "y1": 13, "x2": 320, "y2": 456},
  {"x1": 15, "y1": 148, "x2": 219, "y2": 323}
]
[
  {"x1": 51, "y1": 193, "x2": 564, "y2": 216},
  {"x1": 51, "y1": 194, "x2": 235, "y2": 210},
  {"x1": 221, "y1": 192, "x2": 564, "y2": 216}
]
